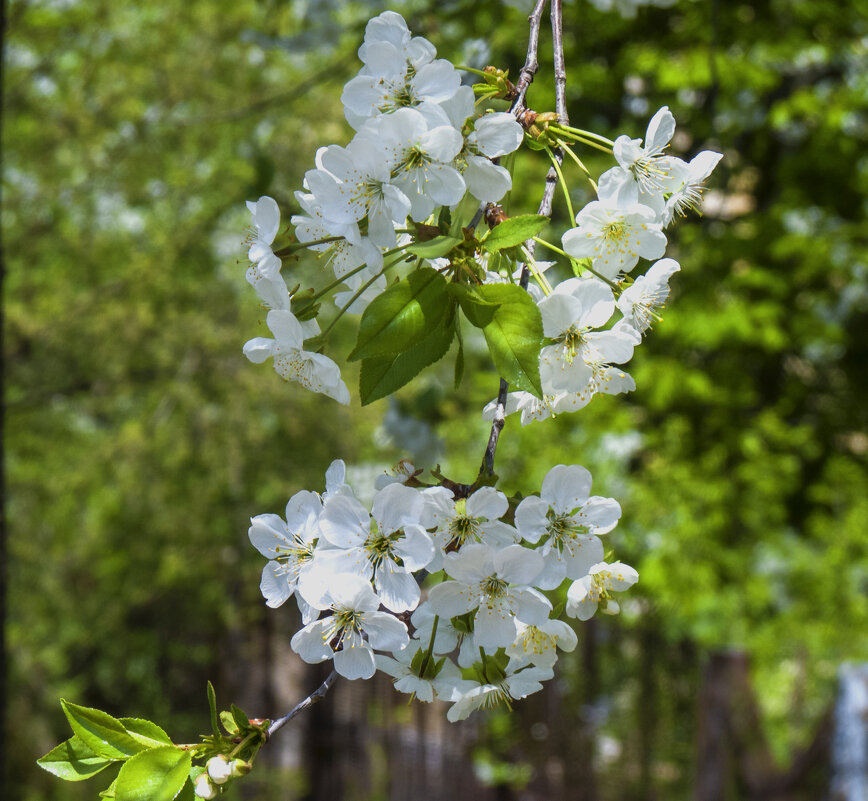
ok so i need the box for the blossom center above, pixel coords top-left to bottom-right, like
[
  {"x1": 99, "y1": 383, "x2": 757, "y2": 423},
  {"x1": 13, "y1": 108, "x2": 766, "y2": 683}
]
[
  {"x1": 546, "y1": 511, "x2": 590, "y2": 553},
  {"x1": 448, "y1": 512, "x2": 481, "y2": 548},
  {"x1": 560, "y1": 327, "x2": 585, "y2": 363},
  {"x1": 326, "y1": 608, "x2": 365, "y2": 650},
  {"x1": 601, "y1": 219, "x2": 629, "y2": 245},
  {"x1": 274, "y1": 534, "x2": 315, "y2": 565},
  {"x1": 364, "y1": 521, "x2": 402, "y2": 568},
  {"x1": 481, "y1": 575, "x2": 508, "y2": 599}
]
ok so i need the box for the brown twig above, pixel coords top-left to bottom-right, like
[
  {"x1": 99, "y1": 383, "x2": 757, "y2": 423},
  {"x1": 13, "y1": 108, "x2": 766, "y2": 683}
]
[
  {"x1": 266, "y1": 669, "x2": 338, "y2": 738},
  {"x1": 511, "y1": 0, "x2": 549, "y2": 114}
]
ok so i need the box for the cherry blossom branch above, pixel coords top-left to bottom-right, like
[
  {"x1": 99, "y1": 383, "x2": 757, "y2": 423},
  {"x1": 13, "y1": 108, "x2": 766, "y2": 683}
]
[
  {"x1": 480, "y1": 0, "x2": 571, "y2": 481},
  {"x1": 511, "y1": 0, "x2": 549, "y2": 113},
  {"x1": 551, "y1": 0, "x2": 569, "y2": 127},
  {"x1": 266, "y1": 669, "x2": 338, "y2": 739}
]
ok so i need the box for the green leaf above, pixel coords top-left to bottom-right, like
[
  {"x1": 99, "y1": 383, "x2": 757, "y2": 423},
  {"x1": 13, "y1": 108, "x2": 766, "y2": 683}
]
[
  {"x1": 219, "y1": 710, "x2": 238, "y2": 735},
  {"x1": 61, "y1": 700, "x2": 148, "y2": 761},
  {"x1": 482, "y1": 214, "x2": 548, "y2": 252},
  {"x1": 348, "y1": 267, "x2": 449, "y2": 361},
  {"x1": 359, "y1": 319, "x2": 455, "y2": 405},
  {"x1": 118, "y1": 719, "x2": 173, "y2": 749},
  {"x1": 114, "y1": 747, "x2": 192, "y2": 801},
  {"x1": 406, "y1": 235, "x2": 461, "y2": 259},
  {"x1": 37, "y1": 736, "x2": 114, "y2": 781},
  {"x1": 230, "y1": 704, "x2": 249, "y2": 732},
  {"x1": 448, "y1": 284, "x2": 497, "y2": 328},
  {"x1": 474, "y1": 284, "x2": 544, "y2": 397},
  {"x1": 100, "y1": 777, "x2": 118, "y2": 799},
  {"x1": 206, "y1": 682, "x2": 219, "y2": 737}
]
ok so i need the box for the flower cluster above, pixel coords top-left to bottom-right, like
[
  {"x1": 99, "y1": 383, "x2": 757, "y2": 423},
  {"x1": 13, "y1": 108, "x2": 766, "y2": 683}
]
[
  {"x1": 486, "y1": 106, "x2": 721, "y2": 424},
  {"x1": 238, "y1": 10, "x2": 719, "y2": 723},
  {"x1": 248, "y1": 460, "x2": 637, "y2": 720},
  {"x1": 241, "y1": 11, "x2": 523, "y2": 402}
]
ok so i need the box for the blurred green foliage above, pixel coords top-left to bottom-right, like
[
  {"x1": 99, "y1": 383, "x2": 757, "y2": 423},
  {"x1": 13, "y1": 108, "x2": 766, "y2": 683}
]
[{"x1": 4, "y1": 0, "x2": 868, "y2": 799}]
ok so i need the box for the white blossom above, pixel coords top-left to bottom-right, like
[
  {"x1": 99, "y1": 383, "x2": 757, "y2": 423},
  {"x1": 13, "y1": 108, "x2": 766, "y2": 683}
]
[
  {"x1": 305, "y1": 141, "x2": 410, "y2": 249},
  {"x1": 506, "y1": 619, "x2": 578, "y2": 670},
  {"x1": 245, "y1": 195, "x2": 280, "y2": 264},
  {"x1": 290, "y1": 574, "x2": 409, "y2": 680},
  {"x1": 566, "y1": 561, "x2": 639, "y2": 621},
  {"x1": 341, "y1": 13, "x2": 460, "y2": 125},
  {"x1": 515, "y1": 464, "x2": 619, "y2": 588},
  {"x1": 446, "y1": 663, "x2": 553, "y2": 722},
  {"x1": 617, "y1": 257, "x2": 681, "y2": 333},
  {"x1": 597, "y1": 107, "x2": 682, "y2": 209},
  {"x1": 428, "y1": 543, "x2": 549, "y2": 650},
  {"x1": 562, "y1": 199, "x2": 667, "y2": 279},
  {"x1": 245, "y1": 252, "x2": 292, "y2": 312},
  {"x1": 316, "y1": 482, "x2": 433, "y2": 612},
  {"x1": 243, "y1": 309, "x2": 350, "y2": 404},
  {"x1": 664, "y1": 150, "x2": 724, "y2": 224},
  {"x1": 248, "y1": 490, "x2": 323, "y2": 621},
  {"x1": 361, "y1": 107, "x2": 465, "y2": 221},
  {"x1": 421, "y1": 486, "x2": 519, "y2": 570}
]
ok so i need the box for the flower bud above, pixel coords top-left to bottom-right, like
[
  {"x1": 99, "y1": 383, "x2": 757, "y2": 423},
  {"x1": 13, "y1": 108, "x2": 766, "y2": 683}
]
[
  {"x1": 206, "y1": 755, "x2": 232, "y2": 785},
  {"x1": 194, "y1": 774, "x2": 218, "y2": 800},
  {"x1": 230, "y1": 759, "x2": 252, "y2": 777}
]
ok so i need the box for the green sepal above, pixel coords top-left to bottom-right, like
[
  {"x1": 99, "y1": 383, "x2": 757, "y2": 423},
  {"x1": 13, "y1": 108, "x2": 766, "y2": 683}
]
[
  {"x1": 114, "y1": 746, "x2": 192, "y2": 801},
  {"x1": 410, "y1": 647, "x2": 426, "y2": 676},
  {"x1": 450, "y1": 612, "x2": 475, "y2": 634},
  {"x1": 219, "y1": 710, "x2": 239, "y2": 735},
  {"x1": 206, "y1": 682, "x2": 220, "y2": 737},
  {"x1": 290, "y1": 287, "x2": 320, "y2": 320},
  {"x1": 481, "y1": 214, "x2": 548, "y2": 252},
  {"x1": 406, "y1": 235, "x2": 461, "y2": 259},
  {"x1": 523, "y1": 133, "x2": 547, "y2": 151},
  {"x1": 118, "y1": 719, "x2": 173, "y2": 749},
  {"x1": 570, "y1": 256, "x2": 592, "y2": 278},
  {"x1": 37, "y1": 736, "x2": 115, "y2": 782},
  {"x1": 359, "y1": 315, "x2": 455, "y2": 405},
  {"x1": 472, "y1": 284, "x2": 544, "y2": 397},
  {"x1": 302, "y1": 333, "x2": 324, "y2": 353},
  {"x1": 60, "y1": 700, "x2": 149, "y2": 761},
  {"x1": 348, "y1": 267, "x2": 449, "y2": 361}
]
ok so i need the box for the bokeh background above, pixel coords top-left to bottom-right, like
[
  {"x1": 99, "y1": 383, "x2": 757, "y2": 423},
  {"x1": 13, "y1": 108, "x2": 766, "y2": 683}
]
[{"x1": 4, "y1": 0, "x2": 868, "y2": 799}]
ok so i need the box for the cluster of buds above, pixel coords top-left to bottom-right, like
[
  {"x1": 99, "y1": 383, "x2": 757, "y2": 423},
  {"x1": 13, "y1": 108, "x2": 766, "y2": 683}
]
[
  {"x1": 472, "y1": 66, "x2": 518, "y2": 102},
  {"x1": 193, "y1": 756, "x2": 252, "y2": 799}
]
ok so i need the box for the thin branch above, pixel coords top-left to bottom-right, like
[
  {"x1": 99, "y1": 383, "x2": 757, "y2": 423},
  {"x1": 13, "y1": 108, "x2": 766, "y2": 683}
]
[
  {"x1": 267, "y1": 669, "x2": 338, "y2": 739},
  {"x1": 511, "y1": 0, "x2": 549, "y2": 113},
  {"x1": 480, "y1": 0, "x2": 567, "y2": 480},
  {"x1": 551, "y1": 0, "x2": 569, "y2": 126}
]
